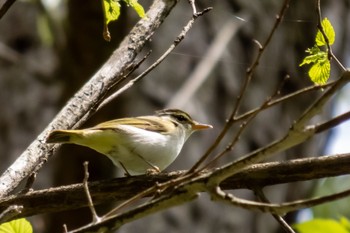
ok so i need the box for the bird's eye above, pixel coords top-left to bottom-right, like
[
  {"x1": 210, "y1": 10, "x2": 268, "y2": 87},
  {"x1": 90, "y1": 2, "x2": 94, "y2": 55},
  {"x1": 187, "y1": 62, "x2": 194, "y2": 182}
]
[{"x1": 174, "y1": 115, "x2": 187, "y2": 122}]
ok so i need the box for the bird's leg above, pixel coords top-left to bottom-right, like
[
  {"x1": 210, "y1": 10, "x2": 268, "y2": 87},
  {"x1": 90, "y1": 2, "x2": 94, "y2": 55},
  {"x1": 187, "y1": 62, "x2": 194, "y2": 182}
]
[
  {"x1": 119, "y1": 161, "x2": 131, "y2": 176},
  {"x1": 135, "y1": 153, "x2": 161, "y2": 174}
]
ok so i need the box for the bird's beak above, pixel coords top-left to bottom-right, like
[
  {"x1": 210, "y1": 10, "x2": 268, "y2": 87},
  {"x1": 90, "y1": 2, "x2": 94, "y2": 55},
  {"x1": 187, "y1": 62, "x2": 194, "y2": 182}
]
[{"x1": 192, "y1": 121, "x2": 213, "y2": 130}]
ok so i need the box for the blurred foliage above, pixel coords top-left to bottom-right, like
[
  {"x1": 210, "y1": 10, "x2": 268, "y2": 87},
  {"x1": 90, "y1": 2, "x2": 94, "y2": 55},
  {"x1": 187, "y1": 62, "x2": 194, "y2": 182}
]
[{"x1": 294, "y1": 217, "x2": 350, "y2": 233}]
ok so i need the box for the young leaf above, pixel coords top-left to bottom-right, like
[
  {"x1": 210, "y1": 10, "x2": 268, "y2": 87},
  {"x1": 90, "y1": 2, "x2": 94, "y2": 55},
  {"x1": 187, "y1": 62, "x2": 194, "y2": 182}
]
[
  {"x1": 103, "y1": 0, "x2": 121, "y2": 24},
  {"x1": 300, "y1": 18, "x2": 335, "y2": 85},
  {"x1": 102, "y1": 0, "x2": 121, "y2": 41},
  {"x1": 124, "y1": 0, "x2": 146, "y2": 18},
  {"x1": 316, "y1": 17, "x2": 335, "y2": 46},
  {"x1": 101, "y1": 0, "x2": 145, "y2": 41},
  {"x1": 0, "y1": 218, "x2": 33, "y2": 233},
  {"x1": 293, "y1": 219, "x2": 349, "y2": 233},
  {"x1": 299, "y1": 46, "x2": 323, "y2": 66},
  {"x1": 308, "y1": 59, "x2": 330, "y2": 85}
]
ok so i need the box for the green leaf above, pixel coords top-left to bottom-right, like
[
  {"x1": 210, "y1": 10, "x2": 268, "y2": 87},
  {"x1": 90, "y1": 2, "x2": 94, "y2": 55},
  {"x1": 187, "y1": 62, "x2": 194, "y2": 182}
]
[
  {"x1": 101, "y1": 0, "x2": 145, "y2": 41},
  {"x1": 300, "y1": 18, "x2": 336, "y2": 85},
  {"x1": 293, "y1": 219, "x2": 349, "y2": 233},
  {"x1": 103, "y1": 0, "x2": 121, "y2": 24},
  {"x1": 299, "y1": 46, "x2": 322, "y2": 66},
  {"x1": 0, "y1": 218, "x2": 33, "y2": 233},
  {"x1": 316, "y1": 17, "x2": 335, "y2": 46},
  {"x1": 102, "y1": 0, "x2": 121, "y2": 41},
  {"x1": 299, "y1": 45, "x2": 330, "y2": 84},
  {"x1": 124, "y1": 0, "x2": 146, "y2": 18},
  {"x1": 308, "y1": 58, "x2": 330, "y2": 85}
]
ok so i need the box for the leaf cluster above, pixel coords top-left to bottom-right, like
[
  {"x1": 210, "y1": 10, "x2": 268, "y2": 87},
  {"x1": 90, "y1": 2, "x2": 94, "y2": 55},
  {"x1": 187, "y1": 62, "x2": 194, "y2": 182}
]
[{"x1": 300, "y1": 18, "x2": 335, "y2": 85}]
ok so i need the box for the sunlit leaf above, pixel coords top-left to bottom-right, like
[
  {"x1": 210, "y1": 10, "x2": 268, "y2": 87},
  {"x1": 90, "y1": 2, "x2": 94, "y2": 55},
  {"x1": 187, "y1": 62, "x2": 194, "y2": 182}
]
[
  {"x1": 308, "y1": 59, "x2": 330, "y2": 85},
  {"x1": 103, "y1": 0, "x2": 121, "y2": 24},
  {"x1": 299, "y1": 45, "x2": 330, "y2": 84},
  {"x1": 299, "y1": 47, "x2": 323, "y2": 66},
  {"x1": 316, "y1": 17, "x2": 335, "y2": 46},
  {"x1": 102, "y1": 0, "x2": 121, "y2": 41},
  {"x1": 300, "y1": 18, "x2": 336, "y2": 85},
  {"x1": 0, "y1": 218, "x2": 33, "y2": 233},
  {"x1": 101, "y1": 0, "x2": 145, "y2": 41},
  {"x1": 124, "y1": 0, "x2": 146, "y2": 18},
  {"x1": 294, "y1": 219, "x2": 349, "y2": 233}
]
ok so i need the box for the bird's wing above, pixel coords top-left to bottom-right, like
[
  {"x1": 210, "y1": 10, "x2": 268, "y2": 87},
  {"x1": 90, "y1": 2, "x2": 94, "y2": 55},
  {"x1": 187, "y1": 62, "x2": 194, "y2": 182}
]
[{"x1": 92, "y1": 116, "x2": 170, "y2": 133}]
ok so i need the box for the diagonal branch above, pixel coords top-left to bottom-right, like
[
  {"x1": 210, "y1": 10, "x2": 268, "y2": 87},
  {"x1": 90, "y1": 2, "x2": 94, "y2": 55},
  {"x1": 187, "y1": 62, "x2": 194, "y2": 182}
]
[
  {"x1": 315, "y1": 0, "x2": 345, "y2": 71},
  {"x1": 0, "y1": 0, "x2": 16, "y2": 20}
]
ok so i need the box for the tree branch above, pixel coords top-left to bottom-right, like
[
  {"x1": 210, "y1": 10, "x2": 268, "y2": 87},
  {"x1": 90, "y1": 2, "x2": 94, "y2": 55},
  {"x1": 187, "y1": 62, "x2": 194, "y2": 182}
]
[
  {"x1": 2, "y1": 153, "x2": 350, "y2": 221},
  {"x1": 210, "y1": 185, "x2": 350, "y2": 216},
  {"x1": 0, "y1": 0, "x2": 16, "y2": 20}
]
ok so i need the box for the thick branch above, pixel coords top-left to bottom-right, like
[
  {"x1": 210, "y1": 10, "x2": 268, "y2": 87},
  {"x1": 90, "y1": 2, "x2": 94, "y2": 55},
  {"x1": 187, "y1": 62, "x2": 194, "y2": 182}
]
[
  {"x1": 0, "y1": 0, "x2": 179, "y2": 198},
  {"x1": 2, "y1": 153, "x2": 350, "y2": 221}
]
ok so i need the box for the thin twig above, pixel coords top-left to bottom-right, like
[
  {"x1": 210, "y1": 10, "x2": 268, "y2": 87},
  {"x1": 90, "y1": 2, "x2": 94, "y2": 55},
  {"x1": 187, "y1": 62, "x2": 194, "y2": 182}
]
[
  {"x1": 83, "y1": 162, "x2": 100, "y2": 223},
  {"x1": 69, "y1": 185, "x2": 198, "y2": 232},
  {"x1": 234, "y1": 0, "x2": 290, "y2": 116},
  {"x1": 200, "y1": 74, "x2": 291, "y2": 171},
  {"x1": 254, "y1": 189, "x2": 296, "y2": 233},
  {"x1": 97, "y1": 8, "x2": 212, "y2": 112},
  {"x1": 295, "y1": 72, "x2": 350, "y2": 129},
  {"x1": 235, "y1": 81, "x2": 334, "y2": 122},
  {"x1": 188, "y1": 0, "x2": 197, "y2": 15},
  {"x1": 200, "y1": 100, "x2": 268, "y2": 171},
  {"x1": 71, "y1": 51, "x2": 151, "y2": 130},
  {"x1": 211, "y1": 185, "x2": 350, "y2": 216},
  {"x1": 315, "y1": 0, "x2": 346, "y2": 71},
  {"x1": 0, "y1": 0, "x2": 16, "y2": 20},
  {"x1": 0, "y1": 205, "x2": 23, "y2": 223},
  {"x1": 189, "y1": 0, "x2": 291, "y2": 172},
  {"x1": 104, "y1": 183, "x2": 160, "y2": 218},
  {"x1": 94, "y1": 51, "x2": 152, "y2": 112},
  {"x1": 315, "y1": 110, "x2": 350, "y2": 134},
  {"x1": 63, "y1": 224, "x2": 68, "y2": 233}
]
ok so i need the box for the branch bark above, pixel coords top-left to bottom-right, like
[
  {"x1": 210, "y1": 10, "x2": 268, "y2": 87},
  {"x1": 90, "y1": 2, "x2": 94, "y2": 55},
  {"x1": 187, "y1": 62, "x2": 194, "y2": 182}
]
[{"x1": 2, "y1": 153, "x2": 350, "y2": 221}]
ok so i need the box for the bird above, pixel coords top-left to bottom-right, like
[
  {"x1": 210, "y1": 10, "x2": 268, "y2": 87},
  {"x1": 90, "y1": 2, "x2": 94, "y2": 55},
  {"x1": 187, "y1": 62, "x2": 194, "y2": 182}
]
[{"x1": 46, "y1": 109, "x2": 212, "y2": 175}]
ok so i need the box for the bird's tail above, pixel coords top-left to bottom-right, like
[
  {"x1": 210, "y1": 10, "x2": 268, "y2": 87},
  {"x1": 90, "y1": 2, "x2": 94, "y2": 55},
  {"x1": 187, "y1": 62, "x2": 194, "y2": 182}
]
[{"x1": 46, "y1": 130, "x2": 81, "y2": 143}]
